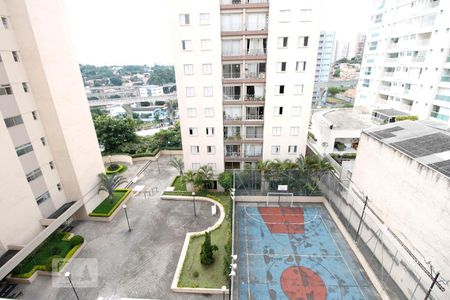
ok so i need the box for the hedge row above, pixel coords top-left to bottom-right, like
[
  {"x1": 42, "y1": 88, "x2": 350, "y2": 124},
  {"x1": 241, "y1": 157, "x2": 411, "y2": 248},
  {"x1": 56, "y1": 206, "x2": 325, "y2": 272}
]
[{"x1": 105, "y1": 164, "x2": 127, "y2": 175}]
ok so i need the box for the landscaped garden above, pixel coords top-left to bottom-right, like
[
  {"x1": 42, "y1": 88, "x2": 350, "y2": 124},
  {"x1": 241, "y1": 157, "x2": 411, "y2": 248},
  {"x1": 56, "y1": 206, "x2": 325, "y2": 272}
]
[
  {"x1": 171, "y1": 176, "x2": 186, "y2": 191},
  {"x1": 89, "y1": 188, "x2": 131, "y2": 217},
  {"x1": 105, "y1": 163, "x2": 127, "y2": 175},
  {"x1": 11, "y1": 231, "x2": 84, "y2": 278}
]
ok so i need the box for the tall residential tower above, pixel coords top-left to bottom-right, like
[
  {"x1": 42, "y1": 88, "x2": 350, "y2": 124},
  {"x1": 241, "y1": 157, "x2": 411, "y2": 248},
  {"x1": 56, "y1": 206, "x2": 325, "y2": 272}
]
[
  {"x1": 0, "y1": 0, "x2": 104, "y2": 279},
  {"x1": 312, "y1": 31, "x2": 336, "y2": 105},
  {"x1": 354, "y1": 0, "x2": 450, "y2": 125},
  {"x1": 171, "y1": 0, "x2": 321, "y2": 173}
]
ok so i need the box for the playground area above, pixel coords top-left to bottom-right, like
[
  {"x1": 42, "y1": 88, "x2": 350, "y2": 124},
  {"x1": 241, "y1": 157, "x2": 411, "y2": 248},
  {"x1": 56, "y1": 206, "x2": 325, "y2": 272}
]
[{"x1": 235, "y1": 202, "x2": 380, "y2": 300}]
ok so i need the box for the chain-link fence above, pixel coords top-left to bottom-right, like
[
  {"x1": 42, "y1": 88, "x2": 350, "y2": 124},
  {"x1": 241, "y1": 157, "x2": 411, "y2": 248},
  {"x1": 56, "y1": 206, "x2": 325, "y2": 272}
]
[{"x1": 319, "y1": 171, "x2": 448, "y2": 300}]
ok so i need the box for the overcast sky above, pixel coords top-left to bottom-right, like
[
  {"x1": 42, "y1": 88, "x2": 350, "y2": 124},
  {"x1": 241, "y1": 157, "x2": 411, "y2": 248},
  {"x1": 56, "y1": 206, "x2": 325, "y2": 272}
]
[{"x1": 63, "y1": 0, "x2": 371, "y2": 66}]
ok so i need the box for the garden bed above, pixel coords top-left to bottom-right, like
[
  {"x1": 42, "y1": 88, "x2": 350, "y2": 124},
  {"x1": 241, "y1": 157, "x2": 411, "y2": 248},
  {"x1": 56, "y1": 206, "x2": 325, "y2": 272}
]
[
  {"x1": 10, "y1": 232, "x2": 84, "y2": 279},
  {"x1": 171, "y1": 176, "x2": 187, "y2": 191},
  {"x1": 105, "y1": 163, "x2": 128, "y2": 175},
  {"x1": 89, "y1": 189, "x2": 131, "y2": 217}
]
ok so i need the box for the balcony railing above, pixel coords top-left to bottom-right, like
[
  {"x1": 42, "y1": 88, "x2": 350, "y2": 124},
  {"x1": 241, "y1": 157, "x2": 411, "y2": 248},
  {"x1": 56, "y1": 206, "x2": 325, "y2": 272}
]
[
  {"x1": 386, "y1": 57, "x2": 398, "y2": 63},
  {"x1": 225, "y1": 151, "x2": 241, "y2": 157},
  {"x1": 224, "y1": 135, "x2": 242, "y2": 141},
  {"x1": 223, "y1": 94, "x2": 265, "y2": 101},
  {"x1": 379, "y1": 85, "x2": 391, "y2": 91},
  {"x1": 244, "y1": 152, "x2": 262, "y2": 158},
  {"x1": 222, "y1": 48, "x2": 267, "y2": 57},
  {"x1": 221, "y1": 24, "x2": 244, "y2": 32},
  {"x1": 412, "y1": 56, "x2": 425, "y2": 62},
  {"x1": 221, "y1": 0, "x2": 268, "y2": 4},
  {"x1": 430, "y1": 111, "x2": 450, "y2": 121},
  {"x1": 223, "y1": 72, "x2": 242, "y2": 79},
  {"x1": 245, "y1": 133, "x2": 263, "y2": 139},
  {"x1": 245, "y1": 72, "x2": 266, "y2": 79},
  {"x1": 247, "y1": 48, "x2": 267, "y2": 56},
  {"x1": 244, "y1": 95, "x2": 265, "y2": 101},
  {"x1": 224, "y1": 115, "x2": 243, "y2": 120},
  {"x1": 441, "y1": 75, "x2": 450, "y2": 82},
  {"x1": 245, "y1": 114, "x2": 264, "y2": 120},
  {"x1": 384, "y1": 72, "x2": 395, "y2": 77},
  {"x1": 223, "y1": 94, "x2": 242, "y2": 101}
]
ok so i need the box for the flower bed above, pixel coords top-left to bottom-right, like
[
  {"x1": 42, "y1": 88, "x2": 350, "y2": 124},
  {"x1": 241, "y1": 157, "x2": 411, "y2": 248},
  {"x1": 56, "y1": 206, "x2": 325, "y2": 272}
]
[{"x1": 89, "y1": 189, "x2": 131, "y2": 217}]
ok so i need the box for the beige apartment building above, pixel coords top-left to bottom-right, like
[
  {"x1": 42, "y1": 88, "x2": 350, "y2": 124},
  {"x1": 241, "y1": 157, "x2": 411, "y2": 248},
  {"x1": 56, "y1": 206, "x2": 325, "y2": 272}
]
[{"x1": 0, "y1": 0, "x2": 104, "y2": 279}]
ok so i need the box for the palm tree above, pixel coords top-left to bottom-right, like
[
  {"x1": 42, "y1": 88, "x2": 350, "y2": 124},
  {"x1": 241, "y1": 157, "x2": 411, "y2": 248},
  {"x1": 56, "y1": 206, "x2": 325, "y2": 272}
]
[
  {"x1": 182, "y1": 170, "x2": 196, "y2": 192},
  {"x1": 98, "y1": 173, "x2": 127, "y2": 204},
  {"x1": 257, "y1": 160, "x2": 272, "y2": 193},
  {"x1": 197, "y1": 165, "x2": 214, "y2": 191},
  {"x1": 169, "y1": 157, "x2": 184, "y2": 175}
]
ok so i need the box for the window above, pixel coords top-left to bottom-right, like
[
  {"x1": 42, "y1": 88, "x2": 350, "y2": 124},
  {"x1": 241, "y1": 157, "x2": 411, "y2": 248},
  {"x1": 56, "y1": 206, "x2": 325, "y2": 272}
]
[
  {"x1": 298, "y1": 36, "x2": 309, "y2": 47},
  {"x1": 290, "y1": 127, "x2": 300, "y2": 136},
  {"x1": 0, "y1": 84, "x2": 13, "y2": 95},
  {"x1": 186, "y1": 87, "x2": 195, "y2": 97},
  {"x1": 192, "y1": 163, "x2": 200, "y2": 170},
  {"x1": 191, "y1": 146, "x2": 200, "y2": 154},
  {"x1": 204, "y1": 107, "x2": 214, "y2": 117},
  {"x1": 15, "y1": 143, "x2": 33, "y2": 157},
  {"x1": 276, "y1": 85, "x2": 285, "y2": 95},
  {"x1": 187, "y1": 108, "x2": 197, "y2": 117},
  {"x1": 36, "y1": 191, "x2": 50, "y2": 205},
  {"x1": 300, "y1": 9, "x2": 312, "y2": 22},
  {"x1": 26, "y1": 168, "x2": 42, "y2": 182},
  {"x1": 4, "y1": 115, "x2": 23, "y2": 128},
  {"x1": 288, "y1": 145, "x2": 298, "y2": 154},
  {"x1": 57, "y1": 183, "x2": 62, "y2": 191},
  {"x1": 184, "y1": 64, "x2": 194, "y2": 75},
  {"x1": 278, "y1": 37, "x2": 288, "y2": 48},
  {"x1": 362, "y1": 79, "x2": 370, "y2": 87},
  {"x1": 179, "y1": 14, "x2": 190, "y2": 25},
  {"x1": 296, "y1": 61, "x2": 306, "y2": 72},
  {"x1": 49, "y1": 161, "x2": 54, "y2": 169},
  {"x1": 32, "y1": 111, "x2": 38, "y2": 120},
  {"x1": 276, "y1": 62, "x2": 287, "y2": 72},
  {"x1": 279, "y1": 10, "x2": 290, "y2": 22},
  {"x1": 293, "y1": 84, "x2": 304, "y2": 95},
  {"x1": 292, "y1": 106, "x2": 301, "y2": 116},
  {"x1": 208, "y1": 163, "x2": 216, "y2": 170},
  {"x1": 272, "y1": 127, "x2": 282, "y2": 136},
  {"x1": 201, "y1": 39, "x2": 212, "y2": 50},
  {"x1": 273, "y1": 106, "x2": 283, "y2": 116},
  {"x1": 202, "y1": 64, "x2": 212, "y2": 74},
  {"x1": 203, "y1": 86, "x2": 213, "y2": 97},
  {"x1": 41, "y1": 137, "x2": 46, "y2": 146},
  {"x1": 189, "y1": 127, "x2": 198, "y2": 136},
  {"x1": 12, "y1": 51, "x2": 19, "y2": 62},
  {"x1": 200, "y1": 13, "x2": 210, "y2": 25},
  {"x1": 2, "y1": 17, "x2": 8, "y2": 29},
  {"x1": 206, "y1": 127, "x2": 215, "y2": 136},
  {"x1": 271, "y1": 145, "x2": 281, "y2": 154},
  {"x1": 207, "y1": 145, "x2": 216, "y2": 154},
  {"x1": 181, "y1": 40, "x2": 192, "y2": 51},
  {"x1": 22, "y1": 82, "x2": 29, "y2": 93}
]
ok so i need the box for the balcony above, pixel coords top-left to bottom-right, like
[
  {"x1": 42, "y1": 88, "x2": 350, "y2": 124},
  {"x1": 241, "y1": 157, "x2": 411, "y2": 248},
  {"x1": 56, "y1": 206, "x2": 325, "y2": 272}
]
[
  {"x1": 221, "y1": 23, "x2": 268, "y2": 36},
  {"x1": 223, "y1": 72, "x2": 266, "y2": 84},
  {"x1": 412, "y1": 56, "x2": 426, "y2": 63},
  {"x1": 220, "y1": 0, "x2": 269, "y2": 10},
  {"x1": 225, "y1": 151, "x2": 241, "y2": 158},
  {"x1": 224, "y1": 135, "x2": 242, "y2": 142},
  {"x1": 223, "y1": 94, "x2": 265, "y2": 104},
  {"x1": 379, "y1": 85, "x2": 391, "y2": 91},
  {"x1": 244, "y1": 152, "x2": 262, "y2": 159},
  {"x1": 384, "y1": 72, "x2": 395, "y2": 77},
  {"x1": 441, "y1": 76, "x2": 450, "y2": 82},
  {"x1": 245, "y1": 114, "x2": 264, "y2": 121},
  {"x1": 222, "y1": 48, "x2": 267, "y2": 61},
  {"x1": 430, "y1": 111, "x2": 450, "y2": 121},
  {"x1": 223, "y1": 114, "x2": 242, "y2": 121},
  {"x1": 385, "y1": 57, "x2": 398, "y2": 63}
]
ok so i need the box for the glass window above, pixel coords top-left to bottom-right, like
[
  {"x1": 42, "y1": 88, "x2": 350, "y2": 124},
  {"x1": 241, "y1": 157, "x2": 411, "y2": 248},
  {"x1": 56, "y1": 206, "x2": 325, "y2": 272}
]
[
  {"x1": 276, "y1": 85, "x2": 285, "y2": 95},
  {"x1": 200, "y1": 13, "x2": 210, "y2": 25},
  {"x1": 36, "y1": 191, "x2": 50, "y2": 205},
  {"x1": 207, "y1": 145, "x2": 215, "y2": 154},
  {"x1": 288, "y1": 145, "x2": 298, "y2": 154},
  {"x1": 12, "y1": 51, "x2": 19, "y2": 62},
  {"x1": 186, "y1": 87, "x2": 195, "y2": 97},
  {"x1": 184, "y1": 64, "x2": 194, "y2": 75},
  {"x1": 202, "y1": 64, "x2": 212, "y2": 74},
  {"x1": 298, "y1": 36, "x2": 309, "y2": 47},
  {"x1": 191, "y1": 146, "x2": 200, "y2": 154},
  {"x1": 290, "y1": 127, "x2": 300, "y2": 136},
  {"x1": 181, "y1": 40, "x2": 192, "y2": 51},
  {"x1": 292, "y1": 106, "x2": 301, "y2": 116},
  {"x1": 276, "y1": 62, "x2": 287, "y2": 72},
  {"x1": 299, "y1": 9, "x2": 312, "y2": 22},
  {"x1": 271, "y1": 145, "x2": 281, "y2": 154},
  {"x1": 201, "y1": 39, "x2": 212, "y2": 50},
  {"x1": 203, "y1": 86, "x2": 213, "y2": 97},
  {"x1": 1, "y1": 17, "x2": 8, "y2": 29},
  {"x1": 206, "y1": 127, "x2": 215, "y2": 136},
  {"x1": 279, "y1": 10, "x2": 290, "y2": 22},
  {"x1": 189, "y1": 127, "x2": 198, "y2": 136},
  {"x1": 179, "y1": 14, "x2": 190, "y2": 25},
  {"x1": 15, "y1": 143, "x2": 33, "y2": 157},
  {"x1": 187, "y1": 108, "x2": 197, "y2": 117},
  {"x1": 273, "y1": 106, "x2": 283, "y2": 116},
  {"x1": 4, "y1": 115, "x2": 23, "y2": 128},
  {"x1": 296, "y1": 61, "x2": 306, "y2": 71},
  {"x1": 277, "y1": 37, "x2": 288, "y2": 48},
  {"x1": 204, "y1": 107, "x2": 214, "y2": 117},
  {"x1": 0, "y1": 85, "x2": 13, "y2": 95},
  {"x1": 293, "y1": 84, "x2": 304, "y2": 95},
  {"x1": 272, "y1": 127, "x2": 282, "y2": 136},
  {"x1": 26, "y1": 168, "x2": 42, "y2": 182}
]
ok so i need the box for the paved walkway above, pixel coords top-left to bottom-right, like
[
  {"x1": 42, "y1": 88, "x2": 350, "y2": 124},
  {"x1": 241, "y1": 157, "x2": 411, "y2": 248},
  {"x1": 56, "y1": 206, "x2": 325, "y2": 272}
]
[{"x1": 20, "y1": 156, "x2": 223, "y2": 299}]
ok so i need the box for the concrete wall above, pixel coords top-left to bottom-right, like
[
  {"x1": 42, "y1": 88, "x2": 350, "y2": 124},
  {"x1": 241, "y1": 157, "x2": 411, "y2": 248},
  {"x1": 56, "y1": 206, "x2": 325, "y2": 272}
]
[{"x1": 350, "y1": 132, "x2": 450, "y2": 275}]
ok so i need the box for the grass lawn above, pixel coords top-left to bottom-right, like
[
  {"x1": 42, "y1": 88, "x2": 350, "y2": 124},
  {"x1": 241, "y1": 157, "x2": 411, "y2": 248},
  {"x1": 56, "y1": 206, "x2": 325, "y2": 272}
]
[
  {"x1": 12, "y1": 232, "x2": 82, "y2": 277},
  {"x1": 172, "y1": 176, "x2": 186, "y2": 191},
  {"x1": 89, "y1": 189, "x2": 131, "y2": 217},
  {"x1": 327, "y1": 97, "x2": 346, "y2": 104},
  {"x1": 178, "y1": 193, "x2": 231, "y2": 288}
]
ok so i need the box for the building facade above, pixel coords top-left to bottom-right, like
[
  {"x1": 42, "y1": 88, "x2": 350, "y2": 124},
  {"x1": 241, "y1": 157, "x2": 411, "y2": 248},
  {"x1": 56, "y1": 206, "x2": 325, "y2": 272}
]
[
  {"x1": 171, "y1": 0, "x2": 321, "y2": 173},
  {"x1": 0, "y1": 0, "x2": 104, "y2": 279},
  {"x1": 312, "y1": 31, "x2": 335, "y2": 104},
  {"x1": 354, "y1": 0, "x2": 450, "y2": 126},
  {"x1": 353, "y1": 32, "x2": 366, "y2": 59}
]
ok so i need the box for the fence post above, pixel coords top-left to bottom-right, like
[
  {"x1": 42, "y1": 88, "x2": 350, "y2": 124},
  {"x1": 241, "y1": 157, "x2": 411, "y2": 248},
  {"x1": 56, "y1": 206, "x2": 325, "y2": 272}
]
[
  {"x1": 355, "y1": 196, "x2": 369, "y2": 243},
  {"x1": 424, "y1": 272, "x2": 440, "y2": 300}
]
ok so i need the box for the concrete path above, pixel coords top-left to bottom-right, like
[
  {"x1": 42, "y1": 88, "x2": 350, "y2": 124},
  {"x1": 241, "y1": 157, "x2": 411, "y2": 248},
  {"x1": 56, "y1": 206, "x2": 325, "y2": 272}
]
[{"x1": 20, "y1": 156, "x2": 223, "y2": 300}]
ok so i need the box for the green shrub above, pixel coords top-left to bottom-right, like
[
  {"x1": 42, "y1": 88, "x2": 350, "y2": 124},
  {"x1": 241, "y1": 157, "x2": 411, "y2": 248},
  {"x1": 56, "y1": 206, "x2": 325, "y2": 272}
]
[
  {"x1": 218, "y1": 172, "x2": 233, "y2": 191},
  {"x1": 193, "y1": 271, "x2": 199, "y2": 278},
  {"x1": 223, "y1": 234, "x2": 232, "y2": 276},
  {"x1": 70, "y1": 235, "x2": 84, "y2": 247},
  {"x1": 50, "y1": 246, "x2": 60, "y2": 256},
  {"x1": 107, "y1": 163, "x2": 120, "y2": 171},
  {"x1": 45, "y1": 255, "x2": 62, "y2": 272},
  {"x1": 308, "y1": 131, "x2": 317, "y2": 142},
  {"x1": 395, "y1": 115, "x2": 418, "y2": 122},
  {"x1": 200, "y1": 232, "x2": 218, "y2": 265}
]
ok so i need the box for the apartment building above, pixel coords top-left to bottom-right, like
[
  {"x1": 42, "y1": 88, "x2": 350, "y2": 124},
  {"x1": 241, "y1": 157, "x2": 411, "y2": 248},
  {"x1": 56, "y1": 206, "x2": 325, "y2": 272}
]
[
  {"x1": 334, "y1": 40, "x2": 350, "y2": 62},
  {"x1": 312, "y1": 31, "x2": 335, "y2": 104},
  {"x1": 0, "y1": 0, "x2": 104, "y2": 279},
  {"x1": 353, "y1": 33, "x2": 366, "y2": 59},
  {"x1": 354, "y1": 0, "x2": 450, "y2": 125},
  {"x1": 171, "y1": 0, "x2": 321, "y2": 173}
]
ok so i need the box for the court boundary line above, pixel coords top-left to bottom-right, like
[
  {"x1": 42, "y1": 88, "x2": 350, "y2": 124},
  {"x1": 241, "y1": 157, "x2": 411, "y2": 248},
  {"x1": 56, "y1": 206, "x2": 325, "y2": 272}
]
[
  {"x1": 319, "y1": 215, "x2": 368, "y2": 300},
  {"x1": 244, "y1": 210, "x2": 251, "y2": 300},
  {"x1": 243, "y1": 206, "x2": 320, "y2": 226}
]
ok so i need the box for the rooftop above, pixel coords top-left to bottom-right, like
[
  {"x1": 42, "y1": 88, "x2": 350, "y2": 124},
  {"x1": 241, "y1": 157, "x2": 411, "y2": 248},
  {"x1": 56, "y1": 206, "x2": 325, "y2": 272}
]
[
  {"x1": 373, "y1": 109, "x2": 409, "y2": 117},
  {"x1": 364, "y1": 121, "x2": 450, "y2": 177},
  {"x1": 322, "y1": 109, "x2": 374, "y2": 130}
]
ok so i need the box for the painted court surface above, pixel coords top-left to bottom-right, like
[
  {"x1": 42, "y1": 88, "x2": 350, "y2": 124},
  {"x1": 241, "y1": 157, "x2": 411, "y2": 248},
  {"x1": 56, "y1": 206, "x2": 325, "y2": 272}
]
[{"x1": 236, "y1": 203, "x2": 380, "y2": 300}]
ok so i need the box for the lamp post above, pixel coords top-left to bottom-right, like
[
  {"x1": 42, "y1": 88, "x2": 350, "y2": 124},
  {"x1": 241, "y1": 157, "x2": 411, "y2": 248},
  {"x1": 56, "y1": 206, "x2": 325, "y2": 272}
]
[
  {"x1": 123, "y1": 205, "x2": 132, "y2": 232},
  {"x1": 64, "y1": 272, "x2": 80, "y2": 300},
  {"x1": 192, "y1": 192, "x2": 197, "y2": 217},
  {"x1": 167, "y1": 141, "x2": 171, "y2": 158},
  {"x1": 108, "y1": 155, "x2": 112, "y2": 164},
  {"x1": 221, "y1": 285, "x2": 227, "y2": 300}
]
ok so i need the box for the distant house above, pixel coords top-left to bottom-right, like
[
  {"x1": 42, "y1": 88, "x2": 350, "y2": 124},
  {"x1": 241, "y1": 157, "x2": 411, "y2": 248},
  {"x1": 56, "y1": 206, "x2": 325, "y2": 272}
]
[{"x1": 148, "y1": 85, "x2": 164, "y2": 96}]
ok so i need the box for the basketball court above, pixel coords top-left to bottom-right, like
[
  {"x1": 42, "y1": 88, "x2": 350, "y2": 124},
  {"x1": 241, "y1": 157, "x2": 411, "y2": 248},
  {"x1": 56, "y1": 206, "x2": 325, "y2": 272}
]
[{"x1": 235, "y1": 200, "x2": 380, "y2": 299}]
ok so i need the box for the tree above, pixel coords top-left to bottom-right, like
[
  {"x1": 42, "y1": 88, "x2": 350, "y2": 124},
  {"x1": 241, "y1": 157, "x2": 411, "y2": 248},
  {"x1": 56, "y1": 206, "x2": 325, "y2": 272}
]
[
  {"x1": 94, "y1": 115, "x2": 137, "y2": 152},
  {"x1": 327, "y1": 87, "x2": 341, "y2": 97},
  {"x1": 333, "y1": 69, "x2": 341, "y2": 77},
  {"x1": 182, "y1": 170, "x2": 196, "y2": 191},
  {"x1": 98, "y1": 173, "x2": 127, "y2": 204},
  {"x1": 197, "y1": 165, "x2": 214, "y2": 191},
  {"x1": 200, "y1": 232, "x2": 218, "y2": 265},
  {"x1": 169, "y1": 157, "x2": 184, "y2": 176},
  {"x1": 147, "y1": 65, "x2": 175, "y2": 85},
  {"x1": 218, "y1": 171, "x2": 233, "y2": 191},
  {"x1": 109, "y1": 76, "x2": 123, "y2": 86}
]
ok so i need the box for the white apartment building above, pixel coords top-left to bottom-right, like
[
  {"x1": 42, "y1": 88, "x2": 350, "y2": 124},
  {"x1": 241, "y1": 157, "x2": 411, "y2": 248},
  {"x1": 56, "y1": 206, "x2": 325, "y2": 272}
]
[
  {"x1": 0, "y1": 0, "x2": 104, "y2": 279},
  {"x1": 354, "y1": 0, "x2": 450, "y2": 125},
  {"x1": 171, "y1": 0, "x2": 321, "y2": 173},
  {"x1": 312, "y1": 31, "x2": 335, "y2": 104}
]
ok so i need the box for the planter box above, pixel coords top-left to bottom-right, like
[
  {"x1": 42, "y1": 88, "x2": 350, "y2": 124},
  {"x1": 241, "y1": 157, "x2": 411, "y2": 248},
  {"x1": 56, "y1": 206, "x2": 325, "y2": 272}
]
[{"x1": 86, "y1": 190, "x2": 133, "y2": 222}]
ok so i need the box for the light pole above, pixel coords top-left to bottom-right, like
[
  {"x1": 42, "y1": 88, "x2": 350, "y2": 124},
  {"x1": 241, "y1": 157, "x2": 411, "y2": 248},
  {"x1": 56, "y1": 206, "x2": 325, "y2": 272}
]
[
  {"x1": 192, "y1": 192, "x2": 197, "y2": 217},
  {"x1": 221, "y1": 285, "x2": 227, "y2": 300},
  {"x1": 108, "y1": 155, "x2": 112, "y2": 164},
  {"x1": 64, "y1": 272, "x2": 80, "y2": 300},
  {"x1": 123, "y1": 205, "x2": 132, "y2": 232},
  {"x1": 167, "y1": 141, "x2": 171, "y2": 158}
]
